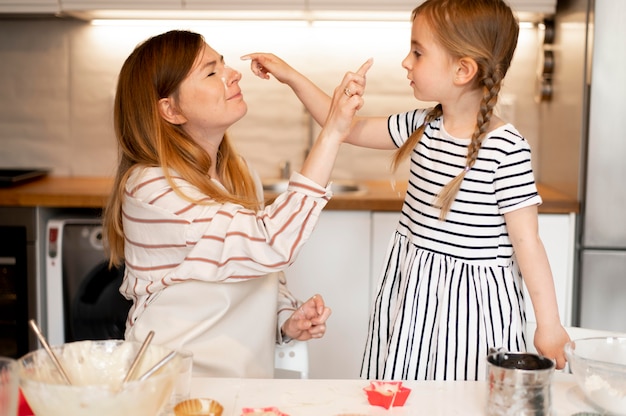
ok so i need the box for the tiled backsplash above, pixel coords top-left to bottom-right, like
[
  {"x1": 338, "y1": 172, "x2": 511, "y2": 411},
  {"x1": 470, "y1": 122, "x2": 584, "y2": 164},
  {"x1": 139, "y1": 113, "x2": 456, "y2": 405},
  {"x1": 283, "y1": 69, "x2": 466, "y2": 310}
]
[{"x1": 0, "y1": 18, "x2": 541, "y2": 181}]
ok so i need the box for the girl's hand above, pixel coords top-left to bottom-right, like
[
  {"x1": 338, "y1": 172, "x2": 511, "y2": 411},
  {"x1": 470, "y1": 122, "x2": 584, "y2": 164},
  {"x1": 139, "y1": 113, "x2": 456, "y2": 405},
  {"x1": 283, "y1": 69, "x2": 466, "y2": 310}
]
[
  {"x1": 241, "y1": 52, "x2": 295, "y2": 83},
  {"x1": 534, "y1": 323, "x2": 570, "y2": 369},
  {"x1": 281, "y1": 294, "x2": 332, "y2": 341}
]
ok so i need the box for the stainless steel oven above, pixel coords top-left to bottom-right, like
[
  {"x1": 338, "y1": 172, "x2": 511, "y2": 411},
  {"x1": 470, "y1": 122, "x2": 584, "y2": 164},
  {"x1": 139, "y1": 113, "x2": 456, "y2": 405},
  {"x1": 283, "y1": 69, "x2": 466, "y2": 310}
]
[
  {"x1": 0, "y1": 207, "x2": 38, "y2": 358},
  {"x1": 0, "y1": 226, "x2": 28, "y2": 357}
]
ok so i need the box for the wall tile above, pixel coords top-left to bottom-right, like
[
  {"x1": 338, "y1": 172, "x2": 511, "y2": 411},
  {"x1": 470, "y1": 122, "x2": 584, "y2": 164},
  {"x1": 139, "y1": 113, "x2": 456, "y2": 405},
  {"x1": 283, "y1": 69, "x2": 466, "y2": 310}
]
[{"x1": 0, "y1": 18, "x2": 540, "y2": 182}]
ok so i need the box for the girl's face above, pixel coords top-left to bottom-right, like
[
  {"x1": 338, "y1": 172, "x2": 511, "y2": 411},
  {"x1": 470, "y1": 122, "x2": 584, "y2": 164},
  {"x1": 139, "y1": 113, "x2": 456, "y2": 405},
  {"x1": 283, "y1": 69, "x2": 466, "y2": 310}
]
[
  {"x1": 174, "y1": 43, "x2": 247, "y2": 139},
  {"x1": 401, "y1": 13, "x2": 457, "y2": 103}
]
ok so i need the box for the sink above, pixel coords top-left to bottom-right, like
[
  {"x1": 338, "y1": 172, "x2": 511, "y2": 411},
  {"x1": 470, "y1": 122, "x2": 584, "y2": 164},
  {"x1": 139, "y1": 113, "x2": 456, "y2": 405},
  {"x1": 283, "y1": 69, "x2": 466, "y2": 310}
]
[{"x1": 262, "y1": 179, "x2": 366, "y2": 195}]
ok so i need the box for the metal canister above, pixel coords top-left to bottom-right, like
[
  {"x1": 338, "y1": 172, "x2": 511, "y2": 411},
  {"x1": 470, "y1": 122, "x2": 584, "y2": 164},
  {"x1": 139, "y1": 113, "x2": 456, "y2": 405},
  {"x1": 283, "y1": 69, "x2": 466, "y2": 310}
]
[{"x1": 486, "y1": 349, "x2": 555, "y2": 416}]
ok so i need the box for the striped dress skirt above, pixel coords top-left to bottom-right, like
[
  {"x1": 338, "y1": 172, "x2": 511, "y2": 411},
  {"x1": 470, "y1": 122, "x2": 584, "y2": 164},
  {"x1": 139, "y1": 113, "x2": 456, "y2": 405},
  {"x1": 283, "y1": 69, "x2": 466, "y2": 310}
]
[{"x1": 360, "y1": 232, "x2": 528, "y2": 381}]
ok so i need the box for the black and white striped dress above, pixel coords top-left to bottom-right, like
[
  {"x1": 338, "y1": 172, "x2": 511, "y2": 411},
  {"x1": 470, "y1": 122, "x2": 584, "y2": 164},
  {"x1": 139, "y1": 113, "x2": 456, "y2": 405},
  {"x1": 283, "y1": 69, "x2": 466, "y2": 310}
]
[{"x1": 360, "y1": 110, "x2": 542, "y2": 381}]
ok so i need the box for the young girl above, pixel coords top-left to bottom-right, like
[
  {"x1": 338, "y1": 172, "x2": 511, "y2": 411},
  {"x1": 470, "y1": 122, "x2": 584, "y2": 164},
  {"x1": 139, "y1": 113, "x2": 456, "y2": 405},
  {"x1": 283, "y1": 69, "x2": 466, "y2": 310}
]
[
  {"x1": 244, "y1": 0, "x2": 570, "y2": 380},
  {"x1": 104, "y1": 30, "x2": 372, "y2": 377}
]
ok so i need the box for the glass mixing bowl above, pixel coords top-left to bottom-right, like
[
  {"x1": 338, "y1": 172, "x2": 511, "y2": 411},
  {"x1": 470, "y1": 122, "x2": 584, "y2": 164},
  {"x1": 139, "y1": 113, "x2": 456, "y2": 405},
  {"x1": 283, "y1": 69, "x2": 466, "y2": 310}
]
[
  {"x1": 18, "y1": 339, "x2": 181, "y2": 416},
  {"x1": 564, "y1": 336, "x2": 626, "y2": 415}
]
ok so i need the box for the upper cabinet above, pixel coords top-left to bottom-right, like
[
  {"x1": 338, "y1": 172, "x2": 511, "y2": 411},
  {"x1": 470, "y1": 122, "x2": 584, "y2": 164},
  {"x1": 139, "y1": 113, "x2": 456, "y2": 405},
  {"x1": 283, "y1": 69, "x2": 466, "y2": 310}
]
[
  {"x1": 3, "y1": 0, "x2": 557, "y2": 22},
  {"x1": 184, "y1": 1, "x2": 305, "y2": 10},
  {"x1": 0, "y1": 0, "x2": 59, "y2": 13},
  {"x1": 60, "y1": 0, "x2": 179, "y2": 8}
]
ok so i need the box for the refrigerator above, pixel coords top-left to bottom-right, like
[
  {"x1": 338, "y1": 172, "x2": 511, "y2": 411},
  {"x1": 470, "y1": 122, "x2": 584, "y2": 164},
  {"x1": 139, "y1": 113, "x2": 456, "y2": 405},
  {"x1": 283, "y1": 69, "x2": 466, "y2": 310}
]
[{"x1": 573, "y1": 0, "x2": 626, "y2": 332}]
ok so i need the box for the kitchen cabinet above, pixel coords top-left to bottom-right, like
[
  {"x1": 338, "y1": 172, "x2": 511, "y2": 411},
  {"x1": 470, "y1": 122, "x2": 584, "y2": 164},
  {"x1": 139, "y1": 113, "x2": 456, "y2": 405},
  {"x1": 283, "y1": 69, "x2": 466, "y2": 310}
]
[
  {"x1": 56, "y1": 0, "x2": 556, "y2": 13},
  {"x1": 533, "y1": 213, "x2": 575, "y2": 326},
  {"x1": 283, "y1": 211, "x2": 372, "y2": 379},
  {"x1": 184, "y1": 0, "x2": 305, "y2": 10},
  {"x1": 15, "y1": 0, "x2": 554, "y2": 20},
  {"x1": 0, "y1": 0, "x2": 58, "y2": 13},
  {"x1": 307, "y1": 0, "x2": 556, "y2": 13},
  {"x1": 59, "y1": 0, "x2": 180, "y2": 11},
  {"x1": 53, "y1": 1, "x2": 181, "y2": 21}
]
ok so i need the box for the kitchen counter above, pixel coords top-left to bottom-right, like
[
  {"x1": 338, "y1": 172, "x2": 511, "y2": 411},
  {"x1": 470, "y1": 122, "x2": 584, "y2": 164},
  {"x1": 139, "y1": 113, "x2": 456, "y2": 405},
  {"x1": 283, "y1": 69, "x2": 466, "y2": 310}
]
[
  {"x1": 188, "y1": 373, "x2": 596, "y2": 416},
  {"x1": 0, "y1": 176, "x2": 579, "y2": 213}
]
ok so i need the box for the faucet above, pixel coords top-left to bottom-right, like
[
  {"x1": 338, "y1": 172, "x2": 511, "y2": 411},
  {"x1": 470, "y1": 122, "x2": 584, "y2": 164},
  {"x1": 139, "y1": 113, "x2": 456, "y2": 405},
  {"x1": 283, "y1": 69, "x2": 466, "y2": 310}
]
[
  {"x1": 279, "y1": 109, "x2": 315, "y2": 180},
  {"x1": 305, "y1": 109, "x2": 315, "y2": 159},
  {"x1": 280, "y1": 160, "x2": 291, "y2": 180}
]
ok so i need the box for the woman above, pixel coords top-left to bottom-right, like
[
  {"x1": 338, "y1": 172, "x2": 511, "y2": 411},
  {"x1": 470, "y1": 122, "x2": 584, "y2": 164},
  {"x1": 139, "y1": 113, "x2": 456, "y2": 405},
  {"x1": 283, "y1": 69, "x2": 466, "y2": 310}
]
[{"x1": 103, "y1": 29, "x2": 372, "y2": 377}]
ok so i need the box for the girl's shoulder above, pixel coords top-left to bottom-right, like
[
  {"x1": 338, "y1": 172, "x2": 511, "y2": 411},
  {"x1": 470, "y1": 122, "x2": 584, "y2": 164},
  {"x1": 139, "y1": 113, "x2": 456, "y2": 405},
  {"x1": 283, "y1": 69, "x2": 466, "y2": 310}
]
[
  {"x1": 483, "y1": 123, "x2": 534, "y2": 157},
  {"x1": 389, "y1": 107, "x2": 433, "y2": 126},
  {"x1": 487, "y1": 122, "x2": 527, "y2": 143},
  {"x1": 388, "y1": 107, "x2": 438, "y2": 139}
]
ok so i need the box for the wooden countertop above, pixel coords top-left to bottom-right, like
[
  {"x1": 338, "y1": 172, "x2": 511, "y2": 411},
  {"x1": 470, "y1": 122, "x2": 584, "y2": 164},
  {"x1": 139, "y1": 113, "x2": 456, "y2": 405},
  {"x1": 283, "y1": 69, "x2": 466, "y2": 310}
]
[{"x1": 0, "y1": 176, "x2": 579, "y2": 213}]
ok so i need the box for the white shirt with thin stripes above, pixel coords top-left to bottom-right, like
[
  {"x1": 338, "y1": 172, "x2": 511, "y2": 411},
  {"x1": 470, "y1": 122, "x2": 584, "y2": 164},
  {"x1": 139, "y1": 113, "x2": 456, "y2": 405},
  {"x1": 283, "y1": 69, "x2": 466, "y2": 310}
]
[{"x1": 120, "y1": 167, "x2": 330, "y2": 377}]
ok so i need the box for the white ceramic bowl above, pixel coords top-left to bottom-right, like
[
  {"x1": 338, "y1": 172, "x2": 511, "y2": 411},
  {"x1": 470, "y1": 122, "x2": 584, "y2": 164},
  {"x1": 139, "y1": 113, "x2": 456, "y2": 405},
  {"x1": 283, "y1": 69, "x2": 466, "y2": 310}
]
[
  {"x1": 564, "y1": 337, "x2": 626, "y2": 415},
  {"x1": 18, "y1": 339, "x2": 181, "y2": 416}
]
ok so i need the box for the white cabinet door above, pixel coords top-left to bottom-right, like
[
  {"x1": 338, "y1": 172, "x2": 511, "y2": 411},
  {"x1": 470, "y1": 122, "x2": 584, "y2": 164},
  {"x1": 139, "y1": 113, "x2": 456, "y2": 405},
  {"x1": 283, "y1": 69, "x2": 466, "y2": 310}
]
[
  {"x1": 528, "y1": 213, "x2": 576, "y2": 326},
  {"x1": 284, "y1": 211, "x2": 371, "y2": 379}
]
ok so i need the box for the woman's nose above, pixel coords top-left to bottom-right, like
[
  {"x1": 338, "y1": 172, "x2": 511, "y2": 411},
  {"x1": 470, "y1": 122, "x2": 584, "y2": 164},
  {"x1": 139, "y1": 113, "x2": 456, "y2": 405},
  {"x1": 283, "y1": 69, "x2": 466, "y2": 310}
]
[{"x1": 225, "y1": 66, "x2": 242, "y2": 84}]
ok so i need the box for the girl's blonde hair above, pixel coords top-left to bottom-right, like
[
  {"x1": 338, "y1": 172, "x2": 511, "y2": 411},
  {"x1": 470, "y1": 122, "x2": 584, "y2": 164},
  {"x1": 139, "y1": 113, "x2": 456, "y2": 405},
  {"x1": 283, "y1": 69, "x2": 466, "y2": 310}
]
[
  {"x1": 104, "y1": 30, "x2": 259, "y2": 267},
  {"x1": 393, "y1": 0, "x2": 519, "y2": 219}
]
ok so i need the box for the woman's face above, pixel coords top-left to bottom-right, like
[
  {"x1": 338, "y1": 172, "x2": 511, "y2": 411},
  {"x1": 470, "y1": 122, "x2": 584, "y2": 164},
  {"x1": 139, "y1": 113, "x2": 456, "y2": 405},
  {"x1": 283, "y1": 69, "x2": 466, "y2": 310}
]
[
  {"x1": 401, "y1": 13, "x2": 456, "y2": 103},
  {"x1": 174, "y1": 43, "x2": 247, "y2": 139}
]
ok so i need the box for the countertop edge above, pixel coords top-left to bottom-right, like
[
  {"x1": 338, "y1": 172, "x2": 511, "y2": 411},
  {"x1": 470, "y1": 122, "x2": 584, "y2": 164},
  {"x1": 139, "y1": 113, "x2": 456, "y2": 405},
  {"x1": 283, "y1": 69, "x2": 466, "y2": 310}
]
[{"x1": 0, "y1": 176, "x2": 580, "y2": 214}]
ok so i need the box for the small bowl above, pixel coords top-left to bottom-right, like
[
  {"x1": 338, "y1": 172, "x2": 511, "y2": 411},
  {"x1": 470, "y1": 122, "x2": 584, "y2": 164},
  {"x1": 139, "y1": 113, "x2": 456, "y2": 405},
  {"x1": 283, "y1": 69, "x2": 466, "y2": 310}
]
[
  {"x1": 363, "y1": 381, "x2": 411, "y2": 409},
  {"x1": 564, "y1": 337, "x2": 626, "y2": 415},
  {"x1": 17, "y1": 340, "x2": 180, "y2": 416},
  {"x1": 174, "y1": 398, "x2": 224, "y2": 416}
]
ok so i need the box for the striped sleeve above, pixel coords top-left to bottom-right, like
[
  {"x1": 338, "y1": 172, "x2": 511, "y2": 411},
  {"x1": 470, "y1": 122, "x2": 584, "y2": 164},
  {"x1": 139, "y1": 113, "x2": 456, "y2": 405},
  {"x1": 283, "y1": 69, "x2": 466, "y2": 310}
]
[
  {"x1": 493, "y1": 131, "x2": 542, "y2": 213},
  {"x1": 387, "y1": 109, "x2": 429, "y2": 148},
  {"x1": 121, "y1": 168, "x2": 330, "y2": 295}
]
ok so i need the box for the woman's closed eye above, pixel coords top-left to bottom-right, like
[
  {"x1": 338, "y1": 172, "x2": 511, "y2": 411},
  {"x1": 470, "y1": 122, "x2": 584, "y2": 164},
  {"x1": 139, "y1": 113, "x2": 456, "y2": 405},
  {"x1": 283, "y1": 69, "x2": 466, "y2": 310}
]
[{"x1": 204, "y1": 55, "x2": 225, "y2": 77}]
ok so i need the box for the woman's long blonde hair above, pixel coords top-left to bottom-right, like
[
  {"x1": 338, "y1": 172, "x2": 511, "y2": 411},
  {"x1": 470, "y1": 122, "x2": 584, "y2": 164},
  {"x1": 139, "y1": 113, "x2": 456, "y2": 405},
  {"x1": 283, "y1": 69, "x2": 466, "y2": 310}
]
[
  {"x1": 104, "y1": 30, "x2": 258, "y2": 267},
  {"x1": 393, "y1": 0, "x2": 519, "y2": 219}
]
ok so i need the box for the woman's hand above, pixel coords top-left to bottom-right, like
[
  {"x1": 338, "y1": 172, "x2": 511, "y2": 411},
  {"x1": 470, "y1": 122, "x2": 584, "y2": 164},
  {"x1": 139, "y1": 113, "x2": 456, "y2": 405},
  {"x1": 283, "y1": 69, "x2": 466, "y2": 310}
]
[
  {"x1": 299, "y1": 58, "x2": 373, "y2": 187},
  {"x1": 321, "y1": 58, "x2": 373, "y2": 142},
  {"x1": 281, "y1": 294, "x2": 332, "y2": 341}
]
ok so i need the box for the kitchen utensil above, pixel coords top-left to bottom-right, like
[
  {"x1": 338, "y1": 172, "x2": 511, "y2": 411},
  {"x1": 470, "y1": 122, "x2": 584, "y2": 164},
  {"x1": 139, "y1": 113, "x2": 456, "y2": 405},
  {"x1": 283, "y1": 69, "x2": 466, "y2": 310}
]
[
  {"x1": 28, "y1": 319, "x2": 72, "y2": 385},
  {"x1": 123, "y1": 330, "x2": 154, "y2": 382},
  {"x1": 486, "y1": 349, "x2": 555, "y2": 416},
  {"x1": 137, "y1": 350, "x2": 177, "y2": 381}
]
